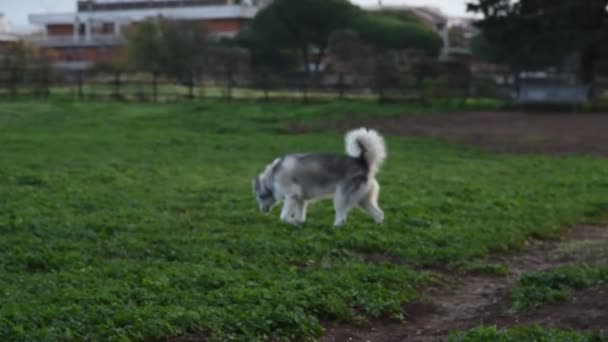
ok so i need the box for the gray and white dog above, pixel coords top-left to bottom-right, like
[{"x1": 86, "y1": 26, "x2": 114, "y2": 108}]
[{"x1": 252, "y1": 128, "x2": 386, "y2": 227}]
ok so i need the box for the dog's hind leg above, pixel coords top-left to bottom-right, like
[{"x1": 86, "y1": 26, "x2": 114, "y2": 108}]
[
  {"x1": 360, "y1": 200, "x2": 384, "y2": 224},
  {"x1": 359, "y1": 180, "x2": 384, "y2": 224},
  {"x1": 333, "y1": 189, "x2": 350, "y2": 227},
  {"x1": 334, "y1": 176, "x2": 370, "y2": 227}
]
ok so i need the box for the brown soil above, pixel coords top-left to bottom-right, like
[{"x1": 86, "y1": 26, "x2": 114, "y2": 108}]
[
  {"x1": 290, "y1": 111, "x2": 608, "y2": 157},
  {"x1": 320, "y1": 226, "x2": 608, "y2": 342}
]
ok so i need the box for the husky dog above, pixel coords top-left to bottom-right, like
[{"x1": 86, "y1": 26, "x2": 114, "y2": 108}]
[{"x1": 252, "y1": 128, "x2": 386, "y2": 227}]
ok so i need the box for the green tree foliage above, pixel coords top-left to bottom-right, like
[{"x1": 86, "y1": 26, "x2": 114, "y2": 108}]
[
  {"x1": 247, "y1": 0, "x2": 357, "y2": 73},
  {"x1": 1, "y1": 41, "x2": 52, "y2": 96},
  {"x1": 352, "y1": 10, "x2": 443, "y2": 56},
  {"x1": 206, "y1": 46, "x2": 250, "y2": 99},
  {"x1": 245, "y1": 0, "x2": 443, "y2": 73},
  {"x1": 328, "y1": 30, "x2": 376, "y2": 92},
  {"x1": 467, "y1": 0, "x2": 608, "y2": 82},
  {"x1": 328, "y1": 30, "x2": 369, "y2": 72},
  {"x1": 470, "y1": 33, "x2": 504, "y2": 64},
  {"x1": 125, "y1": 18, "x2": 209, "y2": 81},
  {"x1": 233, "y1": 27, "x2": 297, "y2": 73}
]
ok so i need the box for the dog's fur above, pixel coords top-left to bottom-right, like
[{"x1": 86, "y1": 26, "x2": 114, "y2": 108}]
[{"x1": 252, "y1": 128, "x2": 386, "y2": 227}]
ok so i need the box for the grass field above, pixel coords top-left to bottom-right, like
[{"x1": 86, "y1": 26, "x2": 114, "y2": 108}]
[
  {"x1": 1, "y1": 99, "x2": 608, "y2": 341},
  {"x1": 510, "y1": 265, "x2": 608, "y2": 312},
  {"x1": 449, "y1": 326, "x2": 606, "y2": 342}
]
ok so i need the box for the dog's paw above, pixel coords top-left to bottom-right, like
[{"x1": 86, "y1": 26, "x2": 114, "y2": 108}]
[
  {"x1": 281, "y1": 218, "x2": 303, "y2": 227},
  {"x1": 333, "y1": 220, "x2": 346, "y2": 228},
  {"x1": 374, "y1": 212, "x2": 384, "y2": 225}
]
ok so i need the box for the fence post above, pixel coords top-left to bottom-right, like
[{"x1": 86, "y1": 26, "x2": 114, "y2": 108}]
[
  {"x1": 302, "y1": 77, "x2": 309, "y2": 103},
  {"x1": 9, "y1": 67, "x2": 18, "y2": 97},
  {"x1": 188, "y1": 76, "x2": 194, "y2": 100},
  {"x1": 152, "y1": 71, "x2": 158, "y2": 102},
  {"x1": 225, "y1": 70, "x2": 232, "y2": 101},
  {"x1": 338, "y1": 72, "x2": 345, "y2": 100},
  {"x1": 198, "y1": 70, "x2": 205, "y2": 99},
  {"x1": 112, "y1": 71, "x2": 121, "y2": 100},
  {"x1": 262, "y1": 72, "x2": 269, "y2": 102},
  {"x1": 41, "y1": 66, "x2": 51, "y2": 98},
  {"x1": 77, "y1": 70, "x2": 84, "y2": 100}
]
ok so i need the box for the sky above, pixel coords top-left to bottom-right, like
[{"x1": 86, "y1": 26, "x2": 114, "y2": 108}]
[{"x1": 0, "y1": 0, "x2": 472, "y2": 32}]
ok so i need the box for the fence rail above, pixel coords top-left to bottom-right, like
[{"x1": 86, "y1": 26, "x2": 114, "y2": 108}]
[{"x1": 0, "y1": 66, "x2": 515, "y2": 104}]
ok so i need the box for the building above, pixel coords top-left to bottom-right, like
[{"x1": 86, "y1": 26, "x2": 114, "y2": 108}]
[
  {"x1": 0, "y1": 13, "x2": 18, "y2": 57},
  {"x1": 29, "y1": 0, "x2": 264, "y2": 70}
]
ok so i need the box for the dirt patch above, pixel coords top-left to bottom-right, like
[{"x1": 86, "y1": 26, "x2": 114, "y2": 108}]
[
  {"x1": 290, "y1": 111, "x2": 608, "y2": 157},
  {"x1": 320, "y1": 226, "x2": 608, "y2": 342}
]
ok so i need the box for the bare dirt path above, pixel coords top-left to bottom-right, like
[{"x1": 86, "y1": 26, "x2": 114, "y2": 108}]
[
  {"x1": 290, "y1": 111, "x2": 608, "y2": 157},
  {"x1": 321, "y1": 225, "x2": 608, "y2": 342}
]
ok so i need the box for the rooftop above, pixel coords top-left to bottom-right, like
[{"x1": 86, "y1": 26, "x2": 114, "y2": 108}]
[
  {"x1": 0, "y1": 13, "x2": 18, "y2": 42},
  {"x1": 29, "y1": 4, "x2": 259, "y2": 25},
  {"x1": 76, "y1": 0, "x2": 244, "y2": 12}
]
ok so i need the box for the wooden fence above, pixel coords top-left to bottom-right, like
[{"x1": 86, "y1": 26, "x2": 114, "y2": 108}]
[{"x1": 0, "y1": 66, "x2": 507, "y2": 104}]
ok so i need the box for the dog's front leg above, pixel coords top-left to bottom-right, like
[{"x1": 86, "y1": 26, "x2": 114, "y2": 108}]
[
  {"x1": 333, "y1": 202, "x2": 348, "y2": 228},
  {"x1": 280, "y1": 196, "x2": 297, "y2": 225},
  {"x1": 294, "y1": 200, "x2": 307, "y2": 225}
]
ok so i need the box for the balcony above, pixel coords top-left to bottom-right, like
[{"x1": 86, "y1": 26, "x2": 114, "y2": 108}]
[
  {"x1": 30, "y1": 34, "x2": 124, "y2": 48},
  {"x1": 77, "y1": 0, "x2": 230, "y2": 12},
  {"x1": 0, "y1": 33, "x2": 18, "y2": 43}
]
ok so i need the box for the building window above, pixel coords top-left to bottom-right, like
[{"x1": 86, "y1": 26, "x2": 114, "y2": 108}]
[{"x1": 65, "y1": 48, "x2": 73, "y2": 62}]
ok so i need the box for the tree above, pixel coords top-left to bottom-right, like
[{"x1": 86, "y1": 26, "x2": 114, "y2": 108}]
[
  {"x1": 234, "y1": 27, "x2": 297, "y2": 73},
  {"x1": 124, "y1": 17, "x2": 209, "y2": 82},
  {"x1": 249, "y1": 0, "x2": 358, "y2": 76},
  {"x1": 247, "y1": 1, "x2": 443, "y2": 73},
  {"x1": 470, "y1": 33, "x2": 503, "y2": 64},
  {"x1": 467, "y1": 0, "x2": 608, "y2": 83},
  {"x1": 328, "y1": 30, "x2": 375, "y2": 94},
  {"x1": 352, "y1": 10, "x2": 443, "y2": 57},
  {"x1": 206, "y1": 46, "x2": 250, "y2": 100},
  {"x1": 328, "y1": 30, "x2": 367, "y2": 73},
  {"x1": 1, "y1": 41, "x2": 52, "y2": 96}
]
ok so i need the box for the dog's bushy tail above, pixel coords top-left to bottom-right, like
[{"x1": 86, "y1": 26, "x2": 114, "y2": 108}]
[{"x1": 345, "y1": 128, "x2": 386, "y2": 176}]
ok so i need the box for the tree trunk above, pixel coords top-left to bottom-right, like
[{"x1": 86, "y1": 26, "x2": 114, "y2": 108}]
[
  {"x1": 300, "y1": 45, "x2": 311, "y2": 79},
  {"x1": 338, "y1": 72, "x2": 345, "y2": 99},
  {"x1": 188, "y1": 75, "x2": 194, "y2": 100},
  {"x1": 581, "y1": 46, "x2": 596, "y2": 99},
  {"x1": 262, "y1": 72, "x2": 269, "y2": 101},
  {"x1": 312, "y1": 46, "x2": 326, "y2": 88}
]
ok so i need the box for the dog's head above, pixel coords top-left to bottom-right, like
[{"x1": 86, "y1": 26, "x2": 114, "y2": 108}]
[{"x1": 252, "y1": 175, "x2": 276, "y2": 213}]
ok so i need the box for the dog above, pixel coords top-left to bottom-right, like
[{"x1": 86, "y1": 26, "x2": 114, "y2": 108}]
[{"x1": 252, "y1": 128, "x2": 386, "y2": 227}]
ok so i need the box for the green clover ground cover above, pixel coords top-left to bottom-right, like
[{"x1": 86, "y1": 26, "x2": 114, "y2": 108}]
[
  {"x1": 1, "y1": 100, "x2": 608, "y2": 340},
  {"x1": 449, "y1": 326, "x2": 607, "y2": 342},
  {"x1": 511, "y1": 265, "x2": 608, "y2": 312}
]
